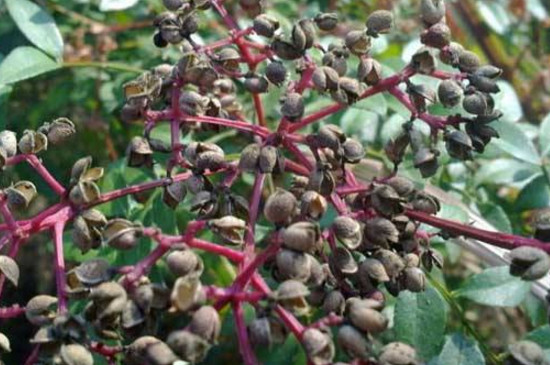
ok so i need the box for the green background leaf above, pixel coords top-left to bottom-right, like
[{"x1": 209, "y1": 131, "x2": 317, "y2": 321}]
[
  {"x1": 490, "y1": 121, "x2": 541, "y2": 166},
  {"x1": 5, "y1": 0, "x2": 64, "y2": 59},
  {"x1": 0, "y1": 46, "x2": 60, "y2": 85},
  {"x1": 430, "y1": 333, "x2": 485, "y2": 365}
]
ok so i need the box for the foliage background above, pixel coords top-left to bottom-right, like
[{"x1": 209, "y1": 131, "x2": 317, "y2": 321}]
[{"x1": 1, "y1": 0, "x2": 550, "y2": 364}]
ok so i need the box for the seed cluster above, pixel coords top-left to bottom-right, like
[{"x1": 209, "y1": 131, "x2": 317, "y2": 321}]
[{"x1": 0, "y1": 0, "x2": 550, "y2": 365}]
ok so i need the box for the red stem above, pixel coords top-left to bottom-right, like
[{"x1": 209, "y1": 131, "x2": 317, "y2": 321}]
[{"x1": 52, "y1": 221, "x2": 68, "y2": 313}]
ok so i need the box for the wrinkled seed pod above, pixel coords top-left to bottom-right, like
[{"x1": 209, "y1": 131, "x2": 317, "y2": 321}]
[
  {"x1": 322, "y1": 290, "x2": 345, "y2": 315},
  {"x1": 127, "y1": 136, "x2": 154, "y2": 168},
  {"x1": 507, "y1": 340, "x2": 548, "y2": 365},
  {"x1": 5, "y1": 181, "x2": 37, "y2": 209},
  {"x1": 275, "y1": 280, "x2": 310, "y2": 316},
  {"x1": 413, "y1": 147, "x2": 439, "y2": 178},
  {"x1": 253, "y1": 14, "x2": 279, "y2": 37},
  {"x1": 345, "y1": 30, "x2": 371, "y2": 55},
  {"x1": 329, "y1": 247, "x2": 358, "y2": 277},
  {"x1": 386, "y1": 176, "x2": 416, "y2": 197},
  {"x1": 317, "y1": 124, "x2": 345, "y2": 150},
  {"x1": 332, "y1": 216, "x2": 363, "y2": 250},
  {"x1": 189, "y1": 305, "x2": 221, "y2": 343},
  {"x1": 438, "y1": 79, "x2": 463, "y2": 108},
  {"x1": 280, "y1": 92, "x2": 305, "y2": 121},
  {"x1": 60, "y1": 343, "x2": 94, "y2": 365},
  {"x1": 166, "y1": 330, "x2": 211, "y2": 363},
  {"x1": 445, "y1": 130, "x2": 474, "y2": 160},
  {"x1": 275, "y1": 249, "x2": 312, "y2": 282},
  {"x1": 248, "y1": 316, "x2": 287, "y2": 348},
  {"x1": 210, "y1": 215, "x2": 246, "y2": 245},
  {"x1": 265, "y1": 61, "x2": 287, "y2": 86},
  {"x1": 348, "y1": 301, "x2": 388, "y2": 334},
  {"x1": 314, "y1": 13, "x2": 338, "y2": 31},
  {"x1": 271, "y1": 38, "x2": 303, "y2": 60},
  {"x1": 166, "y1": 250, "x2": 203, "y2": 278},
  {"x1": 18, "y1": 130, "x2": 48, "y2": 154},
  {"x1": 420, "y1": 22, "x2": 451, "y2": 48},
  {"x1": 70, "y1": 258, "x2": 112, "y2": 287},
  {"x1": 508, "y1": 246, "x2": 550, "y2": 281},
  {"x1": 71, "y1": 216, "x2": 101, "y2": 254},
  {"x1": 364, "y1": 218, "x2": 400, "y2": 249},
  {"x1": 375, "y1": 249, "x2": 405, "y2": 278},
  {"x1": 0, "y1": 130, "x2": 17, "y2": 158},
  {"x1": 366, "y1": 10, "x2": 394, "y2": 37},
  {"x1": 264, "y1": 188, "x2": 297, "y2": 225},
  {"x1": 171, "y1": 276, "x2": 203, "y2": 312},
  {"x1": 379, "y1": 342, "x2": 418, "y2": 365},
  {"x1": 103, "y1": 219, "x2": 142, "y2": 250},
  {"x1": 300, "y1": 190, "x2": 327, "y2": 219},
  {"x1": 239, "y1": 143, "x2": 261, "y2": 172},
  {"x1": 458, "y1": 50, "x2": 481, "y2": 73},
  {"x1": 302, "y1": 328, "x2": 335, "y2": 365},
  {"x1": 420, "y1": 0, "x2": 446, "y2": 25},
  {"x1": 26, "y1": 295, "x2": 58, "y2": 326},
  {"x1": 282, "y1": 221, "x2": 320, "y2": 253},
  {"x1": 359, "y1": 258, "x2": 390, "y2": 283},
  {"x1": 163, "y1": 180, "x2": 186, "y2": 209},
  {"x1": 358, "y1": 58, "x2": 382, "y2": 86},
  {"x1": 412, "y1": 191, "x2": 440, "y2": 214},
  {"x1": 403, "y1": 267, "x2": 426, "y2": 292},
  {"x1": 259, "y1": 145, "x2": 280, "y2": 173},
  {"x1": 342, "y1": 138, "x2": 365, "y2": 163},
  {"x1": 337, "y1": 325, "x2": 370, "y2": 359},
  {"x1": 46, "y1": 118, "x2": 76, "y2": 145}
]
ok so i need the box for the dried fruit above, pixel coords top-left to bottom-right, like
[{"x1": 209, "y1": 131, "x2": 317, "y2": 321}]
[{"x1": 508, "y1": 247, "x2": 550, "y2": 281}]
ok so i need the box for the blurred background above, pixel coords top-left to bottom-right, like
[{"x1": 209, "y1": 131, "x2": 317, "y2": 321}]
[{"x1": 1, "y1": 0, "x2": 550, "y2": 363}]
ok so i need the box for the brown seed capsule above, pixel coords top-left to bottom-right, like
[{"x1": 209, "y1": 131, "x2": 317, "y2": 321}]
[
  {"x1": 44, "y1": 118, "x2": 76, "y2": 145},
  {"x1": 60, "y1": 343, "x2": 94, "y2": 365},
  {"x1": 244, "y1": 74, "x2": 269, "y2": 93},
  {"x1": 345, "y1": 30, "x2": 371, "y2": 55},
  {"x1": 385, "y1": 132, "x2": 410, "y2": 166},
  {"x1": 180, "y1": 91, "x2": 210, "y2": 116},
  {"x1": 26, "y1": 295, "x2": 58, "y2": 326},
  {"x1": 329, "y1": 247, "x2": 358, "y2": 277},
  {"x1": 312, "y1": 66, "x2": 340, "y2": 92},
  {"x1": 190, "y1": 190, "x2": 218, "y2": 218},
  {"x1": 463, "y1": 91, "x2": 494, "y2": 115},
  {"x1": 265, "y1": 61, "x2": 287, "y2": 86},
  {"x1": 314, "y1": 13, "x2": 338, "y2": 31},
  {"x1": 335, "y1": 77, "x2": 363, "y2": 105},
  {"x1": 322, "y1": 290, "x2": 345, "y2": 315},
  {"x1": 104, "y1": 219, "x2": 142, "y2": 250},
  {"x1": 282, "y1": 221, "x2": 321, "y2": 253},
  {"x1": 302, "y1": 328, "x2": 335, "y2": 365},
  {"x1": 274, "y1": 249, "x2": 312, "y2": 282},
  {"x1": 358, "y1": 58, "x2": 382, "y2": 86},
  {"x1": 259, "y1": 145, "x2": 281, "y2": 173},
  {"x1": 379, "y1": 342, "x2": 418, "y2": 365},
  {"x1": 5, "y1": 181, "x2": 37, "y2": 209},
  {"x1": 411, "y1": 47, "x2": 436, "y2": 74},
  {"x1": 364, "y1": 218, "x2": 400, "y2": 249},
  {"x1": 189, "y1": 306, "x2": 221, "y2": 343},
  {"x1": 68, "y1": 258, "x2": 112, "y2": 287},
  {"x1": 333, "y1": 216, "x2": 363, "y2": 250},
  {"x1": 300, "y1": 190, "x2": 327, "y2": 220},
  {"x1": 127, "y1": 136, "x2": 154, "y2": 168},
  {"x1": 420, "y1": 22, "x2": 451, "y2": 48},
  {"x1": 458, "y1": 50, "x2": 481, "y2": 73},
  {"x1": 248, "y1": 316, "x2": 288, "y2": 347},
  {"x1": 413, "y1": 147, "x2": 439, "y2": 178},
  {"x1": 18, "y1": 130, "x2": 47, "y2": 154},
  {"x1": 420, "y1": 0, "x2": 446, "y2": 26},
  {"x1": 271, "y1": 38, "x2": 303, "y2": 60},
  {"x1": 438, "y1": 79, "x2": 463, "y2": 108},
  {"x1": 358, "y1": 258, "x2": 390, "y2": 283},
  {"x1": 386, "y1": 176, "x2": 416, "y2": 198},
  {"x1": 275, "y1": 280, "x2": 310, "y2": 316},
  {"x1": 163, "y1": 180, "x2": 186, "y2": 209},
  {"x1": 445, "y1": 130, "x2": 474, "y2": 160},
  {"x1": 366, "y1": 10, "x2": 394, "y2": 37},
  {"x1": 121, "y1": 300, "x2": 145, "y2": 330},
  {"x1": 337, "y1": 325, "x2": 370, "y2": 359},
  {"x1": 280, "y1": 92, "x2": 305, "y2": 121},
  {"x1": 402, "y1": 267, "x2": 426, "y2": 292},
  {"x1": 0, "y1": 130, "x2": 17, "y2": 158},
  {"x1": 507, "y1": 340, "x2": 548, "y2": 365},
  {"x1": 170, "y1": 276, "x2": 203, "y2": 312},
  {"x1": 508, "y1": 246, "x2": 550, "y2": 281},
  {"x1": 166, "y1": 250, "x2": 203, "y2": 278},
  {"x1": 439, "y1": 42, "x2": 464, "y2": 66},
  {"x1": 322, "y1": 52, "x2": 348, "y2": 76},
  {"x1": 375, "y1": 249, "x2": 405, "y2": 278},
  {"x1": 264, "y1": 188, "x2": 297, "y2": 225},
  {"x1": 209, "y1": 215, "x2": 246, "y2": 245},
  {"x1": 370, "y1": 184, "x2": 404, "y2": 217},
  {"x1": 317, "y1": 124, "x2": 345, "y2": 150},
  {"x1": 347, "y1": 299, "x2": 388, "y2": 334},
  {"x1": 292, "y1": 19, "x2": 315, "y2": 50},
  {"x1": 253, "y1": 14, "x2": 279, "y2": 37},
  {"x1": 412, "y1": 191, "x2": 441, "y2": 215},
  {"x1": 307, "y1": 164, "x2": 335, "y2": 195}
]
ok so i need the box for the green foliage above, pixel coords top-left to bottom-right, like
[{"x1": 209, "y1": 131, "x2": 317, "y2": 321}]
[{"x1": 429, "y1": 333, "x2": 485, "y2": 365}]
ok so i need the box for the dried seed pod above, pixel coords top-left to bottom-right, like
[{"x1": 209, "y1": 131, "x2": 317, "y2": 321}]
[
  {"x1": 67, "y1": 259, "x2": 112, "y2": 288},
  {"x1": 60, "y1": 343, "x2": 94, "y2": 365},
  {"x1": 358, "y1": 258, "x2": 390, "y2": 283},
  {"x1": 166, "y1": 250, "x2": 203, "y2": 278},
  {"x1": 275, "y1": 280, "x2": 310, "y2": 316},
  {"x1": 18, "y1": 130, "x2": 47, "y2": 154},
  {"x1": 314, "y1": 13, "x2": 338, "y2": 31},
  {"x1": 162, "y1": 0, "x2": 184, "y2": 10},
  {"x1": 333, "y1": 216, "x2": 363, "y2": 250},
  {"x1": 408, "y1": 83, "x2": 436, "y2": 113},
  {"x1": 103, "y1": 219, "x2": 142, "y2": 250},
  {"x1": 507, "y1": 340, "x2": 548, "y2": 365},
  {"x1": 385, "y1": 132, "x2": 410, "y2": 166},
  {"x1": 44, "y1": 118, "x2": 76, "y2": 145},
  {"x1": 402, "y1": 267, "x2": 426, "y2": 292},
  {"x1": 375, "y1": 249, "x2": 405, "y2": 278},
  {"x1": 189, "y1": 306, "x2": 221, "y2": 343},
  {"x1": 421, "y1": 248, "x2": 444, "y2": 272},
  {"x1": 280, "y1": 92, "x2": 305, "y2": 121},
  {"x1": 126, "y1": 336, "x2": 177, "y2": 365},
  {"x1": 307, "y1": 164, "x2": 335, "y2": 195},
  {"x1": 468, "y1": 74, "x2": 500, "y2": 94},
  {"x1": 439, "y1": 42, "x2": 464, "y2": 66},
  {"x1": 253, "y1": 14, "x2": 279, "y2": 37},
  {"x1": 347, "y1": 299, "x2": 388, "y2": 334},
  {"x1": 291, "y1": 20, "x2": 314, "y2": 50},
  {"x1": 334, "y1": 77, "x2": 363, "y2": 105},
  {"x1": 163, "y1": 180, "x2": 187, "y2": 209},
  {"x1": 329, "y1": 247, "x2": 358, "y2": 277},
  {"x1": 89, "y1": 282, "x2": 128, "y2": 320},
  {"x1": 244, "y1": 74, "x2": 269, "y2": 93},
  {"x1": 282, "y1": 221, "x2": 321, "y2": 253},
  {"x1": 72, "y1": 215, "x2": 102, "y2": 253},
  {"x1": 300, "y1": 190, "x2": 327, "y2": 219},
  {"x1": 413, "y1": 147, "x2": 439, "y2": 178},
  {"x1": 411, "y1": 47, "x2": 436, "y2": 74},
  {"x1": 458, "y1": 50, "x2": 481, "y2": 73},
  {"x1": 345, "y1": 30, "x2": 371, "y2": 55},
  {"x1": 166, "y1": 329, "x2": 211, "y2": 363},
  {"x1": 26, "y1": 295, "x2": 58, "y2": 326},
  {"x1": 358, "y1": 58, "x2": 382, "y2": 86},
  {"x1": 312, "y1": 66, "x2": 340, "y2": 92},
  {"x1": 317, "y1": 124, "x2": 346, "y2": 151},
  {"x1": 265, "y1": 61, "x2": 287, "y2": 86},
  {"x1": 533, "y1": 210, "x2": 550, "y2": 242},
  {"x1": 180, "y1": 91, "x2": 210, "y2": 116},
  {"x1": 171, "y1": 276, "x2": 204, "y2": 312},
  {"x1": 127, "y1": 136, "x2": 154, "y2": 168},
  {"x1": 259, "y1": 145, "x2": 281, "y2": 173},
  {"x1": 215, "y1": 47, "x2": 241, "y2": 72},
  {"x1": 420, "y1": 22, "x2": 451, "y2": 48},
  {"x1": 411, "y1": 191, "x2": 440, "y2": 214},
  {"x1": 466, "y1": 119, "x2": 500, "y2": 153},
  {"x1": 302, "y1": 328, "x2": 335, "y2": 365},
  {"x1": 264, "y1": 188, "x2": 297, "y2": 225},
  {"x1": 508, "y1": 247, "x2": 550, "y2": 281},
  {"x1": 379, "y1": 342, "x2": 418, "y2": 365},
  {"x1": 438, "y1": 79, "x2": 463, "y2": 108},
  {"x1": 463, "y1": 91, "x2": 494, "y2": 115},
  {"x1": 274, "y1": 249, "x2": 312, "y2": 282},
  {"x1": 364, "y1": 218, "x2": 400, "y2": 249},
  {"x1": 248, "y1": 316, "x2": 288, "y2": 347},
  {"x1": 370, "y1": 184, "x2": 404, "y2": 216},
  {"x1": 322, "y1": 290, "x2": 345, "y2": 315},
  {"x1": 420, "y1": 0, "x2": 446, "y2": 26},
  {"x1": 5, "y1": 181, "x2": 37, "y2": 209},
  {"x1": 386, "y1": 176, "x2": 416, "y2": 198},
  {"x1": 121, "y1": 300, "x2": 145, "y2": 330},
  {"x1": 366, "y1": 10, "x2": 394, "y2": 37},
  {"x1": 337, "y1": 325, "x2": 370, "y2": 359},
  {"x1": 190, "y1": 190, "x2": 218, "y2": 218},
  {"x1": 271, "y1": 38, "x2": 303, "y2": 60},
  {"x1": 210, "y1": 215, "x2": 246, "y2": 245},
  {"x1": 0, "y1": 130, "x2": 17, "y2": 158},
  {"x1": 445, "y1": 130, "x2": 474, "y2": 160}
]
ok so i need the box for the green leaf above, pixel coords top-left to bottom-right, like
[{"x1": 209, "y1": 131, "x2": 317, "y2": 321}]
[
  {"x1": 394, "y1": 286, "x2": 447, "y2": 361},
  {"x1": 477, "y1": 202, "x2": 512, "y2": 233},
  {"x1": 0, "y1": 46, "x2": 60, "y2": 85},
  {"x1": 340, "y1": 108, "x2": 379, "y2": 143},
  {"x1": 523, "y1": 293, "x2": 549, "y2": 327},
  {"x1": 455, "y1": 266, "x2": 531, "y2": 307},
  {"x1": 99, "y1": 0, "x2": 139, "y2": 11},
  {"x1": 516, "y1": 175, "x2": 550, "y2": 211},
  {"x1": 539, "y1": 113, "x2": 550, "y2": 157},
  {"x1": 474, "y1": 159, "x2": 539, "y2": 186},
  {"x1": 490, "y1": 121, "x2": 541, "y2": 165},
  {"x1": 430, "y1": 333, "x2": 485, "y2": 365},
  {"x1": 525, "y1": 325, "x2": 550, "y2": 349},
  {"x1": 493, "y1": 81, "x2": 523, "y2": 123},
  {"x1": 5, "y1": 0, "x2": 64, "y2": 59},
  {"x1": 352, "y1": 93, "x2": 387, "y2": 116},
  {"x1": 0, "y1": 84, "x2": 12, "y2": 129}
]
